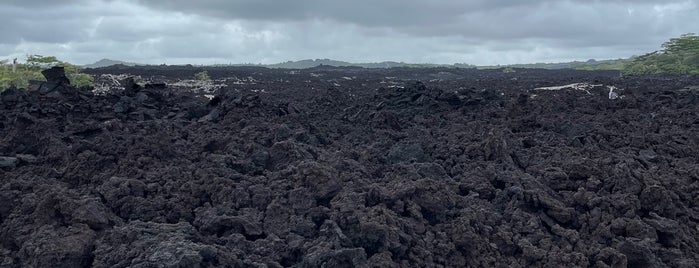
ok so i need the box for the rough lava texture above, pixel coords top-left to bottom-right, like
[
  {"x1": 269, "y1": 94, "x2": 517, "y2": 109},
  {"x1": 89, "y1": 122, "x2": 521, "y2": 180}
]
[{"x1": 1, "y1": 66, "x2": 698, "y2": 267}]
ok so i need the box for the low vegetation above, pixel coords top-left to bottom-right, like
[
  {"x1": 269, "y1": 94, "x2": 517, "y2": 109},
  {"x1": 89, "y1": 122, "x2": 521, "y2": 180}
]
[
  {"x1": 0, "y1": 55, "x2": 94, "y2": 91},
  {"x1": 0, "y1": 65, "x2": 44, "y2": 90}
]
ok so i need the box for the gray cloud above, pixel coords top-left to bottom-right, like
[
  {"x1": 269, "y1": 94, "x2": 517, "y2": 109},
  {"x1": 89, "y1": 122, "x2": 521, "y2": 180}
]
[
  {"x1": 135, "y1": 0, "x2": 695, "y2": 36},
  {"x1": 0, "y1": 5, "x2": 89, "y2": 44},
  {"x1": 0, "y1": 0, "x2": 697, "y2": 65}
]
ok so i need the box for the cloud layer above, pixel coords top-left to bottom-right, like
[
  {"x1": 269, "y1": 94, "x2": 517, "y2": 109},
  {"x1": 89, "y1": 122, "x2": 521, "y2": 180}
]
[{"x1": 1, "y1": 0, "x2": 697, "y2": 65}]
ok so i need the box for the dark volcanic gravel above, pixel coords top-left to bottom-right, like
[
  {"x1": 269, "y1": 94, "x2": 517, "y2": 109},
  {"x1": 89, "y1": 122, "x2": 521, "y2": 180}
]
[{"x1": 1, "y1": 66, "x2": 698, "y2": 267}]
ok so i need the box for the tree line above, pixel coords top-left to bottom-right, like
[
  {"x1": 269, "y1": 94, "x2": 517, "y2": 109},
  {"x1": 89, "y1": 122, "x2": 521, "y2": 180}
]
[{"x1": 623, "y1": 33, "x2": 699, "y2": 75}]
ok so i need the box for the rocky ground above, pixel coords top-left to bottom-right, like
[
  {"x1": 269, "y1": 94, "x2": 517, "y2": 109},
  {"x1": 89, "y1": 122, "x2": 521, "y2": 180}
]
[{"x1": 1, "y1": 66, "x2": 698, "y2": 267}]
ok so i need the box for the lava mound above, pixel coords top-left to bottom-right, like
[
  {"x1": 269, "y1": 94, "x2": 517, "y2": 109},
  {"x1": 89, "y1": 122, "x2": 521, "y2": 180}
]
[{"x1": 1, "y1": 66, "x2": 698, "y2": 267}]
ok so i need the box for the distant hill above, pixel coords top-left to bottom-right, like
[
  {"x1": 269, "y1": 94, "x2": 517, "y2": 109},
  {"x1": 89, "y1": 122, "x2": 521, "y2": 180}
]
[
  {"x1": 84, "y1": 59, "x2": 140, "y2": 68},
  {"x1": 478, "y1": 58, "x2": 633, "y2": 71},
  {"x1": 83, "y1": 57, "x2": 631, "y2": 70},
  {"x1": 258, "y1": 59, "x2": 476, "y2": 69},
  {"x1": 243, "y1": 58, "x2": 629, "y2": 70},
  {"x1": 266, "y1": 59, "x2": 354, "y2": 69}
]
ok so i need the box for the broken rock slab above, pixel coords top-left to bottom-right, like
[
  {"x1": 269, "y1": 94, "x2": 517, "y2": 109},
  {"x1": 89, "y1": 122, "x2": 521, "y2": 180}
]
[
  {"x1": 639, "y1": 149, "x2": 658, "y2": 162},
  {"x1": 16, "y1": 154, "x2": 38, "y2": 164},
  {"x1": 18, "y1": 224, "x2": 96, "y2": 268},
  {"x1": 41, "y1": 66, "x2": 71, "y2": 85},
  {"x1": 0, "y1": 156, "x2": 18, "y2": 168},
  {"x1": 36, "y1": 67, "x2": 71, "y2": 95}
]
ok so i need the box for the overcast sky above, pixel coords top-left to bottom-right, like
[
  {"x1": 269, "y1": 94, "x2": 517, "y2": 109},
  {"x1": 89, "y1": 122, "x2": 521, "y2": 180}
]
[{"x1": 1, "y1": 0, "x2": 697, "y2": 65}]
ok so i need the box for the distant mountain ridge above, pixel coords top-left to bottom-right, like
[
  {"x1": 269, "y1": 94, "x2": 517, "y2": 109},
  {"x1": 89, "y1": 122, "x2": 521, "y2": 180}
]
[
  {"x1": 263, "y1": 59, "x2": 477, "y2": 69},
  {"x1": 84, "y1": 58, "x2": 140, "y2": 68},
  {"x1": 478, "y1": 58, "x2": 632, "y2": 71},
  {"x1": 84, "y1": 57, "x2": 631, "y2": 70},
  {"x1": 84, "y1": 58, "x2": 476, "y2": 69}
]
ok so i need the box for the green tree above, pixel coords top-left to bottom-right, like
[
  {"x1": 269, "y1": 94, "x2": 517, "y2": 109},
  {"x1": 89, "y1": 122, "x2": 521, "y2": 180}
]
[
  {"x1": 623, "y1": 33, "x2": 699, "y2": 75},
  {"x1": 26, "y1": 55, "x2": 60, "y2": 70},
  {"x1": 662, "y1": 33, "x2": 699, "y2": 54}
]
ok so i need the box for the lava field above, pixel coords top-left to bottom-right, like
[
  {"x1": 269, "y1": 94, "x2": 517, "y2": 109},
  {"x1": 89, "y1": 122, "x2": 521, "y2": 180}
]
[{"x1": 1, "y1": 66, "x2": 698, "y2": 267}]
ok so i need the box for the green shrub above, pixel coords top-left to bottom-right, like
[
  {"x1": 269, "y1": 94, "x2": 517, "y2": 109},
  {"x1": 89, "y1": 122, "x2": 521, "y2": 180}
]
[
  {"x1": 59, "y1": 62, "x2": 94, "y2": 88},
  {"x1": 68, "y1": 73, "x2": 95, "y2": 88},
  {"x1": 195, "y1": 70, "x2": 211, "y2": 81},
  {"x1": 0, "y1": 67, "x2": 44, "y2": 90}
]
